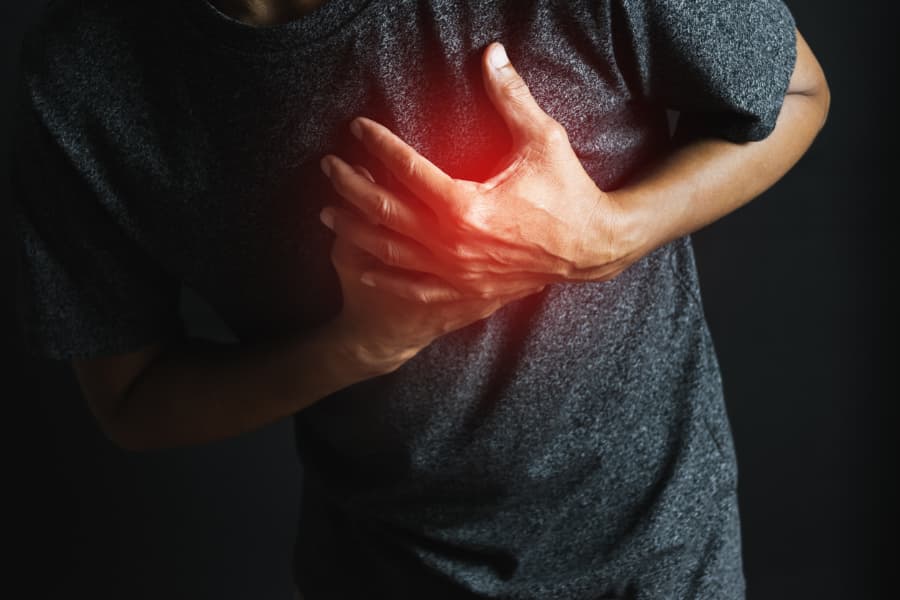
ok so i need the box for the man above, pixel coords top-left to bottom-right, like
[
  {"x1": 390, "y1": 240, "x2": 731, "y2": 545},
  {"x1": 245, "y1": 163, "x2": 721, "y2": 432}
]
[{"x1": 12, "y1": 0, "x2": 829, "y2": 597}]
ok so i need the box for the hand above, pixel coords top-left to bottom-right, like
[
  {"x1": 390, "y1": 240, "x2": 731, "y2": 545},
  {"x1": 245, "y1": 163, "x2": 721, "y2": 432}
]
[
  {"x1": 325, "y1": 209, "x2": 544, "y2": 375},
  {"x1": 320, "y1": 42, "x2": 648, "y2": 297}
]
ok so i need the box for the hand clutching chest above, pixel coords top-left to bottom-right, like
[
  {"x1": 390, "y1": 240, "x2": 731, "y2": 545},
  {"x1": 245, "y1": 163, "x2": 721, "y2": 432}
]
[
  {"x1": 321, "y1": 43, "x2": 647, "y2": 301},
  {"x1": 317, "y1": 43, "x2": 650, "y2": 374}
]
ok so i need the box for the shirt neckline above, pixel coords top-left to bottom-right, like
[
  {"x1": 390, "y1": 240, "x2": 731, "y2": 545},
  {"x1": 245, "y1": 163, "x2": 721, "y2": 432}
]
[{"x1": 182, "y1": 0, "x2": 374, "y2": 53}]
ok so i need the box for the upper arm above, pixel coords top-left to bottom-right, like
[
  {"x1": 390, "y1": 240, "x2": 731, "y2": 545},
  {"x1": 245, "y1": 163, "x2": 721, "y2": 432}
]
[
  {"x1": 13, "y1": 36, "x2": 182, "y2": 361},
  {"x1": 611, "y1": 0, "x2": 800, "y2": 143},
  {"x1": 72, "y1": 342, "x2": 169, "y2": 439}
]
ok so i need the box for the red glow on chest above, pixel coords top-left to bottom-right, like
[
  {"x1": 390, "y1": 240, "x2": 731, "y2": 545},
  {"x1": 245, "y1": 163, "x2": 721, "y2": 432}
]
[{"x1": 405, "y1": 78, "x2": 513, "y2": 185}]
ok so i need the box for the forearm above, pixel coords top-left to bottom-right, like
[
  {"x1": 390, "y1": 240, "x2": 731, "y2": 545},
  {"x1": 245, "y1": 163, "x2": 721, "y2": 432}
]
[
  {"x1": 610, "y1": 89, "x2": 829, "y2": 257},
  {"x1": 110, "y1": 320, "x2": 368, "y2": 450}
]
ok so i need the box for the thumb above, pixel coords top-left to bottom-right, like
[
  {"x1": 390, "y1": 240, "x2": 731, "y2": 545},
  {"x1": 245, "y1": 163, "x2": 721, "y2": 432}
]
[{"x1": 482, "y1": 42, "x2": 551, "y2": 143}]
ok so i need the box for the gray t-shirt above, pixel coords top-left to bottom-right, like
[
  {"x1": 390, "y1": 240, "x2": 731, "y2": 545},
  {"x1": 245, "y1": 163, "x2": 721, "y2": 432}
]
[{"x1": 12, "y1": 0, "x2": 796, "y2": 597}]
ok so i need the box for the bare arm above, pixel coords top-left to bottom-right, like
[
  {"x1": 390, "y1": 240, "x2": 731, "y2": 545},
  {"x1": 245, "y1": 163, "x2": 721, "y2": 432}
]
[
  {"x1": 73, "y1": 321, "x2": 367, "y2": 451},
  {"x1": 74, "y1": 235, "x2": 537, "y2": 451},
  {"x1": 318, "y1": 31, "x2": 829, "y2": 294},
  {"x1": 609, "y1": 29, "x2": 831, "y2": 257},
  {"x1": 84, "y1": 30, "x2": 826, "y2": 453}
]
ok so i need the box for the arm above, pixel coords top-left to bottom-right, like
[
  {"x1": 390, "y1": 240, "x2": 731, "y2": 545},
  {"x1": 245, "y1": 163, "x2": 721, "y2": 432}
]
[
  {"x1": 73, "y1": 321, "x2": 368, "y2": 452},
  {"x1": 608, "y1": 29, "x2": 831, "y2": 258},
  {"x1": 74, "y1": 235, "x2": 538, "y2": 452},
  {"x1": 318, "y1": 31, "x2": 829, "y2": 292}
]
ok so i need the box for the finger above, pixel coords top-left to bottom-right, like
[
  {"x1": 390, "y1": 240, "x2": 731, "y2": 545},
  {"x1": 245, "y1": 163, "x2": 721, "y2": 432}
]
[
  {"x1": 349, "y1": 116, "x2": 457, "y2": 212},
  {"x1": 329, "y1": 232, "x2": 380, "y2": 272},
  {"x1": 490, "y1": 284, "x2": 546, "y2": 306},
  {"x1": 433, "y1": 234, "x2": 577, "y2": 280},
  {"x1": 449, "y1": 284, "x2": 547, "y2": 327},
  {"x1": 320, "y1": 205, "x2": 447, "y2": 276},
  {"x1": 353, "y1": 164, "x2": 375, "y2": 183},
  {"x1": 321, "y1": 154, "x2": 432, "y2": 238},
  {"x1": 359, "y1": 268, "x2": 465, "y2": 304},
  {"x1": 358, "y1": 268, "x2": 546, "y2": 308},
  {"x1": 454, "y1": 273, "x2": 550, "y2": 298},
  {"x1": 481, "y1": 42, "x2": 555, "y2": 144}
]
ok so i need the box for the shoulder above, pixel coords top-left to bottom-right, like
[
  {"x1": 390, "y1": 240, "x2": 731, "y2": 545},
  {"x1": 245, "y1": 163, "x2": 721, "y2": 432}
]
[
  {"x1": 17, "y1": 0, "x2": 180, "y2": 167},
  {"x1": 19, "y1": 0, "x2": 162, "y2": 122},
  {"x1": 21, "y1": 0, "x2": 142, "y2": 71}
]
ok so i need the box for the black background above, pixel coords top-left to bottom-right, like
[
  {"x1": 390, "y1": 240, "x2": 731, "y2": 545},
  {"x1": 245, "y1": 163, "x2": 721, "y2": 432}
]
[{"x1": 4, "y1": 1, "x2": 895, "y2": 598}]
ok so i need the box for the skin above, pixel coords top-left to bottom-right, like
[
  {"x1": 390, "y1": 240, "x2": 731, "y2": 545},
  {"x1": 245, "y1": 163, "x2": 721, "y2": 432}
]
[
  {"x1": 320, "y1": 37, "x2": 830, "y2": 301},
  {"x1": 73, "y1": 2, "x2": 829, "y2": 451}
]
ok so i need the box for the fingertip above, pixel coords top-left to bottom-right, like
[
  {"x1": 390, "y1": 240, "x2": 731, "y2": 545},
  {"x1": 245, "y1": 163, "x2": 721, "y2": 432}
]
[
  {"x1": 349, "y1": 119, "x2": 363, "y2": 140},
  {"x1": 319, "y1": 207, "x2": 335, "y2": 230},
  {"x1": 320, "y1": 155, "x2": 334, "y2": 177},
  {"x1": 487, "y1": 42, "x2": 510, "y2": 71}
]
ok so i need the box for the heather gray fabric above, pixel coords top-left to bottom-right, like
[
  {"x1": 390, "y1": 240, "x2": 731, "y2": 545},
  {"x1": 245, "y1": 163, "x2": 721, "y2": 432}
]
[{"x1": 11, "y1": 0, "x2": 796, "y2": 597}]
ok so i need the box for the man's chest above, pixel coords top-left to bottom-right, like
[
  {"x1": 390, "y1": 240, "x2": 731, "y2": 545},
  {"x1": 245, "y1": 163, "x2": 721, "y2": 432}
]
[{"x1": 99, "y1": 7, "x2": 662, "y2": 341}]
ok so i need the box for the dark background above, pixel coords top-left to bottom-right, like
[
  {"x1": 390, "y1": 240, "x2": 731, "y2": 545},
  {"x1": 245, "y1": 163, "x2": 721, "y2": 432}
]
[{"x1": 4, "y1": 1, "x2": 895, "y2": 598}]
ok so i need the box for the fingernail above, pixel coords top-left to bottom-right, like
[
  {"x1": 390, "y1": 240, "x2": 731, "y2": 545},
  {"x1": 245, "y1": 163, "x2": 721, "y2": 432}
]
[
  {"x1": 319, "y1": 208, "x2": 334, "y2": 230},
  {"x1": 349, "y1": 119, "x2": 363, "y2": 140},
  {"x1": 489, "y1": 43, "x2": 509, "y2": 70},
  {"x1": 360, "y1": 273, "x2": 376, "y2": 287},
  {"x1": 320, "y1": 156, "x2": 332, "y2": 177}
]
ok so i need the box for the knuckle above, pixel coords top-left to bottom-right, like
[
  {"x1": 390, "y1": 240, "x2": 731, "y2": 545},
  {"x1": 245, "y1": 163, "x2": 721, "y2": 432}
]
[
  {"x1": 453, "y1": 201, "x2": 488, "y2": 235},
  {"x1": 400, "y1": 155, "x2": 418, "y2": 180},
  {"x1": 476, "y1": 283, "x2": 497, "y2": 297},
  {"x1": 451, "y1": 242, "x2": 469, "y2": 260},
  {"x1": 371, "y1": 192, "x2": 393, "y2": 224},
  {"x1": 449, "y1": 240, "x2": 479, "y2": 261},
  {"x1": 377, "y1": 239, "x2": 402, "y2": 266},
  {"x1": 484, "y1": 247, "x2": 513, "y2": 267},
  {"x1": 501, "y1": 75, "x2": 530, "y2": 100},
  {"x1": 414, "y1": 289, "x2": 434, "y2": 304},
  {"x1": 355, "y1": 165, "x2": 375, "y2": 183},
  {"x1": 542, "y1": 120, "x2": 569, "y2": 146}
]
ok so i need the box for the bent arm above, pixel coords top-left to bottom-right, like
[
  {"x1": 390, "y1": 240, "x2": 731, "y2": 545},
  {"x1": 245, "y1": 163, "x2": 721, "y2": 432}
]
[
  {"x1": 608, "y1": 29, "x2": 830, "y2": 257},
  {"x1": 73, "y1": 320, "x2": 369, "y2": 451}
]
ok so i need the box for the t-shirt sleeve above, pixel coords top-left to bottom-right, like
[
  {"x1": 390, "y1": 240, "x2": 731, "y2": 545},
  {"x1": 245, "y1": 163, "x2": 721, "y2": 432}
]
[
  {"x1": 10, "y1": 79, "x2": 183, "y2": 361},
  {"x1": 609, "y1": 0, "x2": 798, "y2": 142}
]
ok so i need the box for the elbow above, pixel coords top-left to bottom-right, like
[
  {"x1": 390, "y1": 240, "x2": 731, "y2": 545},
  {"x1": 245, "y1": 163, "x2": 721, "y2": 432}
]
[
  {"x1": 784, "y1": 74, "x2": 830, "y2": 140},
  {"x1": 809, "y1": 53, "x2": 831, "y2": 133},
  {"x1": 107, "y1": 427, "x2": 153, "y2": 453},
  {"x1": 92, "y1": 407, "x2": 156, "y2": 452},
  {"x1": 72, "y1": 342, "x2": 172, "y2": 452},
  {"x1": 804, "y1": 67, "x2": 831, "y2": 134},
  {"x1": 818, "y1": 77, "x2": 831, "y2": 132},
  {"x1": 788, "y1": 29, "x2": 831, "y2": 134},
  {"x1": 83, "y1": 387, "x2": 162, "y2": 452}
]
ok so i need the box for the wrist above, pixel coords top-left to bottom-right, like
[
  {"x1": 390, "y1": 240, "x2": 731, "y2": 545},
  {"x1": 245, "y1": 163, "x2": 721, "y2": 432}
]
[
  {"x1": 326, "y1": 315, "x2": 420, "y2": 379},
  {"x1": 602, "y1": 187, "x2": 666, "y2": 265}
]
